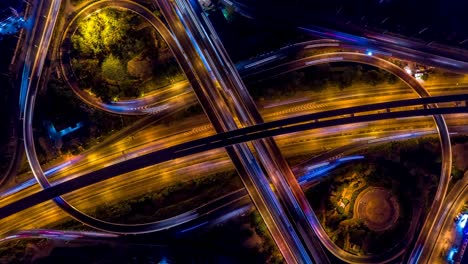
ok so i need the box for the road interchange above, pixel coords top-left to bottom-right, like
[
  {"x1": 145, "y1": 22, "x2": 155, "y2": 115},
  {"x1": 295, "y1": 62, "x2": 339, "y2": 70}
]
[{"x1": 6, "y1": 0, "x2": 468, "y2": 263}]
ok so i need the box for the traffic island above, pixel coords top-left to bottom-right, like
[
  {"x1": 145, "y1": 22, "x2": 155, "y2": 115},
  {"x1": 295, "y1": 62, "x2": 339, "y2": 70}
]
[
  {"x1": 305, "y1": 137, "x2": 443, "y2": 256},
  {"x1": 64, "y1": 7, "x2": 184, "y2": 104}
]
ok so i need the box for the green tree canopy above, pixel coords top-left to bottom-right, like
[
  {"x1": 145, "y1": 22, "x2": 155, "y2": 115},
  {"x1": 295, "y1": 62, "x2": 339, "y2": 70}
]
[
  {"x1": 72, "y1": 9, "x2": 132, "y2": 57},
  {"x1": 101, "y1": 55, "x2": 126, "y2": 82}
]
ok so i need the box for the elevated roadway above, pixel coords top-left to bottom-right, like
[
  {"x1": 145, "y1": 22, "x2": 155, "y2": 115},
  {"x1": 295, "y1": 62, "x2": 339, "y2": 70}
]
[
  {"x1": 14, "y1": 94, "x2": 467, "y2": 223},
  {"x1": 13, "y1": 0, "x2": 460, "y2": 262},
  {"x1": 422, "y1": 172, "x2": 468, "y2": 263},
  {"x1": 207, "y1": 50, "x2": 457, "y2": 263},
  {"x1": 19, "y1": 88, "x2": 466, "y2": 263},
  {"x1": 157, "y1": 0, "x2": 315, "y2": 262},
  {"x1": 220, "y1": 0, "x2": 468, "y2": 74},
  {"x1": 58, "y1": 0, "x2": 198, "y2": 115},
  {"x1": 24, "y1": 6, "x2": 460, "y2": 258},
  {"x1": 0, "y1": 229, "x2": 118, "y2": 243},
  {"x1": 166, "y1": 0, "x2": 333, "y2": 262},
  {"x1": 299, "y1": 25, "x2": 468, "y2": 74}
]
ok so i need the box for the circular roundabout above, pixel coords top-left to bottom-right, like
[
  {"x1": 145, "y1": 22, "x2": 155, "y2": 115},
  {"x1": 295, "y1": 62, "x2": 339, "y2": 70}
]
[{"x1": 355, "y1": 187, "x2": 400, "y2": 232}]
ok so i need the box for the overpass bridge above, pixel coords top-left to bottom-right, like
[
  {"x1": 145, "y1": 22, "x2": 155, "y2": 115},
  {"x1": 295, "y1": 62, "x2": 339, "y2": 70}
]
[{"x1": 3, "y1": 93, "x2": 467, "y2": 223}]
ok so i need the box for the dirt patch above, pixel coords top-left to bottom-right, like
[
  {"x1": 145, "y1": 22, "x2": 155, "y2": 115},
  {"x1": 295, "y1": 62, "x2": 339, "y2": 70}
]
[{"x1": 355, "y1": 187, "x2": 400, "y2": 231}]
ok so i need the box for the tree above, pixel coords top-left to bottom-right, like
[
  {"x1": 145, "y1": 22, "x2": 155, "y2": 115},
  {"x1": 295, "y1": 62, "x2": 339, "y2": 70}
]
[
  {"x1": 421, "y1": 73, "x2": 429, "y2": 81},
  {"x1": 386, "y1": 73, "x2": 398, "y2": 84},
  {"x1": 73, "y1": 9, "x2": 131, "y2": 57},
  {"x1": 101, "y1": 55, "x2": 126, "y2": 82},
  {"x1": 363, "y1": 70, "x2": 383, "y2": 86},
  {"x1": 339, "y1": 70, "x2": 353, "y2": 89},
  {"x1": 451, "y1": 166, "x2": 464, "y2": 181}
]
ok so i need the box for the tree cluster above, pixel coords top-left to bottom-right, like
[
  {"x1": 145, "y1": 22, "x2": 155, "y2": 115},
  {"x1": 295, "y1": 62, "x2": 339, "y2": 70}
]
[{"x1": 70, "y1": 9, "x2": 183, "y2": 102}]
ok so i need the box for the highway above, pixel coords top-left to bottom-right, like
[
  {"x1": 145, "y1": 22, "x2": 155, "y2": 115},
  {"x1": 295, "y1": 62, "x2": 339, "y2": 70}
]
[
  {"x1": 18, "y1": 8, "x2": 468, "y2": 258},
  {"x1": 1, "y1": 100, "x2": 466, "y2": 262},
  {"x1": 0, "y1": 0, "x2": 39, "y2": 187},
  {"x1": 313, "y1": 27, "x2": 468, "y2": 81},
  {"x1": 158, "y1": 0, "x2": 316, "y2": 262},
  {"x1": 9, "y1": 73, "x2": 468, "y2": 192},
  {"x1": 21, "y1": 0, "x2": 61, "y2": 204},
  {"x1": 6, "y1": 77, "x2": 467, "y2": 196},
  {"x1": 10, "y1": 0, "x2": 468, "y2": 263},
  {"x1": 2, "y1": 110, "x2": 466, "y2": 263},
  {"x1": 11, "y1": 0, "x2": 62, "y2": 192},
  {"x1": 22, "y1": 34, "x2": 464, "y2": 264},
  {"x1": 30, "y1": 2, "x2": 305, "y2": 259},
  {"x1": 420, "y1": 172, "x2": 468, "y2": 263},
  {"x1": 0, "y1": 153, "x2": 365, "y2": 246},
  {"x1": 13, "y1": 5, "x2": 468, "y2": 250},
  {"x1": 13, "y1": 94, "x2": 468, "y2": 221},
  {"x1": 58, "y1": 0, "x2": 198, "y2": 115},
  {"x1": 218, "y1": 0, "x2": 468, "y2": 74},
  {"x1": 0, "y1": 229, "x2": 119, "y2": 243},
  {"x1": 58, "y1": 6, "x2": 467, "y2": 120},
  {"x1": 171, "y1": 0, "x2": 336, "y2": 262},
  {"x1": 298, "y1": 25, "x2": 468, "y2": 75},
  {"x1": 199, "y1": 50, "x2": 456, "y2": 263},
  {"x1": 18, "y1": 0, "x2": 48, "y2": 117},
  {"x1": 20, "y1": 0, "x2": 241, "y2": 239},
  {"x1": 16, "y1": 45, "x2": 466, "y2": 195},
  {"x1": 6, "y1": 98, "x2": 466, "y2": 201}
]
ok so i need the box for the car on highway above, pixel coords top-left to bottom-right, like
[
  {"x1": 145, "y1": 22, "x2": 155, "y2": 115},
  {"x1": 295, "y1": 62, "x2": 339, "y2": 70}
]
[{"x1": 456, "y1": 214, "x2": 468, "y2": 227}]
